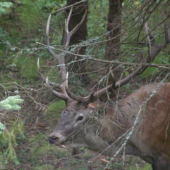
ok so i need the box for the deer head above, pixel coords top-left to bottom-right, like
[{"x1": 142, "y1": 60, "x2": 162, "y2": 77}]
[
  {"x1": 48, "y1": 101, "x2": 98, "y2": 147},
  {"x1": 38, "y1": 6, "x2": 170, "y2": 155}
]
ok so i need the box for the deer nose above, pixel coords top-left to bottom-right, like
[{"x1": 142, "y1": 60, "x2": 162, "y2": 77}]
[{"x1": 48, "y1": 135, "x2": 60, "y2": 145}]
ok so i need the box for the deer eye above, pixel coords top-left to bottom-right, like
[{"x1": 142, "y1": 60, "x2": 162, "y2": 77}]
[{"x1": 76, "y1": 115, "x2": 84, "y2": 121}]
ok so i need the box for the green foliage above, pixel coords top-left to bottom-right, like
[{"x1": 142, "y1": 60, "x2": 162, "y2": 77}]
[
  {"x1": 0, "y1": 96, "x2": 24, "y2": 165},
  {"x1": 0, "y1": 121, "x2": 24, "y2": 165},
  {"x1": 0, "y1": 95, "x2": 24, "y2": 111},
  {"x1": 88, "y1": 0, "x2": 108, "y2": 38},
  {"x1": 18, "y1": 0, "x2": 42, "y2": 28},
  {"x1": 33, "y1": 164, "x2": 54, "y2": 170},
  {"x1": 3, "y1": 130, "x2": 19, "y2": 164},
  {"x1": 17, "y1": 0, "x2": 65, "y2": 32},
  {"x1": 47, "y1": 100, "x2": 65, "y2": 115},
  {"x1": 0, "y1": 0, "x2": 169, "y2": 169},
  {"x1": 29, "y1": 134, "x2": 50, "y2": 158},
  {"x1": 15, "y1": 55, "x2": 39, "y2": 79},
  {"x1": 129, "y1": 163, "x2": 152, "y2": 170},
  {"x1": 0, "y1": 2, "x2": 13, "y2": 16},
  {"x1": 141, "y1": 53, "x2": 169, "y2": 78},
  {"x1": 0, "y1": 122, "x2": 5, "y2": 134},
  {"x1": 0, "y1": 27, "x2": 8, "y2": 39},
  {"x1": 86, "y1": 0, "x2": 108, "y2": 58}
]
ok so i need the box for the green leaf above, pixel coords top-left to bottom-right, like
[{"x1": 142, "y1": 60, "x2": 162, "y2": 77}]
[
  {"x1": 0, "y1": 95, "x2": 24, "y2": 111},
  {"x1": 0, "y1": 122, "x2": 5, "y2": 134},
  {"x1": 0, "y1": 2, "x2": 13, "y2": 8}
]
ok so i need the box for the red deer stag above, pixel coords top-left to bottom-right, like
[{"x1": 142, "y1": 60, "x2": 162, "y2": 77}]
[{"x1": 38, "y1": 7, "x2": 170, "y2": 170}]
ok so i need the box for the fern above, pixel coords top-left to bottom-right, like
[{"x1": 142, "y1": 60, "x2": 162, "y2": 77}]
[
  {"x1": 0, "y1": 95, "x2": 24, "y2": 165},
  {"x1": 0, "y1": 95, "x2": 24, "y2": 111}
]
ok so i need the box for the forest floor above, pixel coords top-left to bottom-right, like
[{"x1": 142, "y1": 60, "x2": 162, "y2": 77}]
[
  {"x1": 2, "y1": 95, "x2": 152, "y2": 170},
  {"x1": 0, "y1": 7, "x2": 155, "y2": 170}
]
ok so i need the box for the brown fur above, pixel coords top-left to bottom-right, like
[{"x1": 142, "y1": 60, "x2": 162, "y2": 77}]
[{"x1": 49, "y1": 83, "x2": 170, "y2": 170}]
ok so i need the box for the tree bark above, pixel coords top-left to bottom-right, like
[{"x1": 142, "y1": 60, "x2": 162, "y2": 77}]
[
  {"x1": 63, "y1": 0, "x2": 89, "y2": 85},
  {"x1": 106, "y1": 0, "x2": 123, "y2": 61},
  {"x1": 103, "y1": 0, "x2": 123, "y2": 100},
  {"x1": 63, "y1": 0, "x2": 89, "y2": 156}
]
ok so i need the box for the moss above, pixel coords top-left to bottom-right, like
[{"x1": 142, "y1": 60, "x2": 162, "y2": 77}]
[
  {"x1": 15, "y1": 55, "x2": 39, "y2": 79},
  {"x1": 139, "y1": 164, "x2": 152, "y2": 170},
  {"x1": 128, "y1": 163, "x2": 152, "y2": 170},
  {"x1": 29, "y1": 134, "x2": 69, "y2": 159},
  {"x1": 0, "y1": 153, "x2": 6, "y2": 169},
  {"x1": 33, "y1": 164, "x2": 54, "y2": 170},
  {"x1": 0, "y1": 77, "x2": 16, "y2": 90},
  {"x1": 46, "y1": 100, "x2": 65, "y2": 115},
  {"x1": 30, "y1": 144, "x2": 51, "y2": 158}
]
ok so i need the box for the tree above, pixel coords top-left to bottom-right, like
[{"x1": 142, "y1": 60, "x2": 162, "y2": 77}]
[
  {"x1": 102, "y1": 0, "x2": 124, "y2": 99},
  {"x1": 63, "y1": 0, "x2": 89, "y2": 85},
  {"x1": 0, "y1": 95, "x2": 24, "y2": 164},
  {"x1": 1, "y1": 0, "x2": 170, "y2": 169},
  {"x1": 106, "y1": 0, "x2": 123, "y2": 61}
]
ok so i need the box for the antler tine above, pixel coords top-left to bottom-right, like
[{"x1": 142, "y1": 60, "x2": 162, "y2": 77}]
[
  {"x1": 66, "y1": 70, "x2": 116, "y2": 104},
  {"x1": 37, "y1": 58, "x2": 69, "y2": 101},
  {"x1": 114, "y1": 23, "x2": 155, "y2": 88},
  {"x1": 45, "y1": 76, "x2": 69, "y2": 100},
  {"x1": 65, "y1": 72, "x2": 91, "y2": 103},
  {"x1": 66, "y1": 90, "x2": 89, "y2": 103},
  {"x1": 80, "y1": 18, "x2": 170, "y2": 102},
  {"x1": 42, "y1": 7, "x2": 88, "y2": 102},
  {"x1": 66, "y1": 85, "x2": 96, "y2": 103},
  {"x1": 37, "y1": 58, "x2": 60, "y2": 87},
  {"x1": 64, "y1": 7, "x2": 73, "y2": 46},
  {"x1": 64, "y1": 7, "x2": 87, "y2": 46},
  {"x1": 144, "y1": 22, "x2": 156, "y2": 47},
  {"x1": 70, "y1": 9, "x2": 87, "y2": 38},
  {"x1": 46, "y1": 13, "x2": 67, "y2": 85},
  {"x1": 46, "y1": 14, "x2": 66, "y2": 77},
  {"x1": 46, "y1": 14, "x2": 59, "y2": 59},
  {"x1": 89, "y1": 68, "x2": 116, "y2": 101},
  {"x1": 61, "y1": 8, "x2": 89, "y2": 102},
  {"x1": 115, "y1": 19, "x2": 170, "y2": 88},
  {"x1": 65, "y1": 7, "x2": 73, "y2": 35},
  {"x1": 38, "y1": 13, "x2": 70, "y2": 101}
]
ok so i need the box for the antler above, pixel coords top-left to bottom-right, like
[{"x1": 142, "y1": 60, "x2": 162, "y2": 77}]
[
  {"x1": 115, "y1": 17, "x2": 170, "y2": 87},
  {"x1": 38, "y1": 7, "x2": 87, "y2": 102},
  {"x1": 66, "y1": 15, "x2": 170, "y2": 103},
  {"x1": 39, "y1": 6, "x2": 170, "y2": 105}
]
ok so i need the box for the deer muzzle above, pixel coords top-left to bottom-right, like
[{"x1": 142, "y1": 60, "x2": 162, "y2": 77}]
[{"x1": 48, "y1": 132, "x2": 66, "y2": 145}]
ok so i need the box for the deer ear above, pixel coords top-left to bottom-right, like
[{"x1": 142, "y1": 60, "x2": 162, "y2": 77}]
[{"x1": 88, "y1": 103, "x2": 97, "y2": 109}]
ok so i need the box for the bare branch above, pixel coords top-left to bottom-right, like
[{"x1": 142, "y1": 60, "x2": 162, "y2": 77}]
[{"x1": 51, "y1": 0, "x2": 87, "y2": 14}]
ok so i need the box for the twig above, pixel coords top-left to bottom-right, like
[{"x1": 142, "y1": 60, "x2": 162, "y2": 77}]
[{"x1": 51, "y1": 0, "x2": 87, "y2": 14}]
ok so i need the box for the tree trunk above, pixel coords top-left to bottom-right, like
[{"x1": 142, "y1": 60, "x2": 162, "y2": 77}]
[
  {"x1": 63, "y1": 0, "x2": 89, "y2": 156},
  {"x1": 103, "y1": 0, "x2": 123, "y2": 100},
  {"x1": 106, "y1": 0, "x2": 123, "y2": 61},
  {"x1": 63, "y1": 0, "x2": 89, "y2": 85}
]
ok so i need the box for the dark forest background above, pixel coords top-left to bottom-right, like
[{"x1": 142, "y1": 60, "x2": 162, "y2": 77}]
[{"x1": 0, "y1": 0, "x2": 170, "y2": 169}]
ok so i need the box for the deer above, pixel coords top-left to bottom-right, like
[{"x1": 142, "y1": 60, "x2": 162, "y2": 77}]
[{"x1": 38, "y1": 6, "x2": 170, "y2": 170}]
